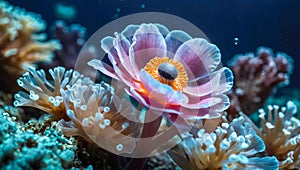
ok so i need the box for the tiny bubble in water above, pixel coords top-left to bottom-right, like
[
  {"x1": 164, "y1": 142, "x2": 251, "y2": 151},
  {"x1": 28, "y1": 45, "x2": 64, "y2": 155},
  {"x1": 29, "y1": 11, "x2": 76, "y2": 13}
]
[
  {"x1": 141, "y1": 4, "x2": 145, "y2": 9},
  {"x1": 113, "y1": 13, "x2": 119, "y2": 19},
  {"x1": 233, "y1": 37, "x2": 239, "y2": 45},
  {"x1": 116, "y1": 8, "x2": 121, "y2": 12}
]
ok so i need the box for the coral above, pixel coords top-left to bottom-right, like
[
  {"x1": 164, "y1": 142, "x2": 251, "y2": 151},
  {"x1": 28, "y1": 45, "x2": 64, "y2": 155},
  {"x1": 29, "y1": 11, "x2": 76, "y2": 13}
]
[
  {"x1": 265, "y1": 88, "x2": 300, "y2": 119},
  {"x1": 58, "y1": 80, "x2": 142, "y2": 156},
  {"x1": 227, "y1": 47, "x2": 293, "y2": 116},
  {"x1": 168, "y1": 116, "x2": 279, "y2": 170},
  {"x1": 72, "y1": 137, "x2": 111, "y2": 169},
  {"x1": 0, "y1": 107, "x2": 76, "y2": 169},
  {"x1": 40, "y1": 20, "x2": 86, "y2": 70},
  {"x1": 256, "y1": 101, "x2": 300, "y2": 169},
  {"x1": 144, "y1": 153, "x2": 179, "y2": 170},
  {"x1": 0, "y1": 1, "x2": 61, "y2": 92},
  {"x1": 0, "y1": 91, "x2": 12, "y2": 107},
  {"x1": 89, "y1": 23, "x2": 233, "y2": 127},
  {"x1": 14, "y1": 66, "x2": 93, "y2": 120},
  {"x1": 0, "y1": 108, "x2": 18, "y2": 142}
]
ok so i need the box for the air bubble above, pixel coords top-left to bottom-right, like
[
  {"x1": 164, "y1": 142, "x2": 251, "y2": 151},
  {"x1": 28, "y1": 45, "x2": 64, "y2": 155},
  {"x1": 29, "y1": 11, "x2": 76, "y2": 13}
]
[{"x1": 233, "y1": 37, "x2": 239, "y2": 45}]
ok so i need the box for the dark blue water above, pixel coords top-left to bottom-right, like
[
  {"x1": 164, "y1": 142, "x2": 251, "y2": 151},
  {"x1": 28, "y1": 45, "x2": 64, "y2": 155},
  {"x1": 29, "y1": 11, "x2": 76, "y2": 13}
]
[{"x1": 8, "y1": 0, "x2": 300, "y2": 88}]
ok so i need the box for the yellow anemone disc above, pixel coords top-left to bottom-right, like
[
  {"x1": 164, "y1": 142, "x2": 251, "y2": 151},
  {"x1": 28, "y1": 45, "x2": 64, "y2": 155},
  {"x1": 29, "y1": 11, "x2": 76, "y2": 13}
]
[{"x1": 144, "y1": 57, "x2": 188, "y2": 91}]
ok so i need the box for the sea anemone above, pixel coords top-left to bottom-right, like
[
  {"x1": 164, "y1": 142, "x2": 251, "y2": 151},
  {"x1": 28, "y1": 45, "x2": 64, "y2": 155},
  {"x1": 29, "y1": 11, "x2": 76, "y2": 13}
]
[
  {"x1": 14, "y1": 66, "x2": 93, "y2": 120},
  {"x1": 88, "y1": 23, "x2": 233, "y2": 127},
  {"x1": 168, "y1": 116, "x2": 279, "y2": 170},
  {"x1": 57, "y1": 81, "x2": 142, "y2": 156},
  {"x1": 256, "y1": 101, "x2": 300, "y2": 169},
  {"x1": 0, "y1": 1, "x2": 61, "y2": 92}
]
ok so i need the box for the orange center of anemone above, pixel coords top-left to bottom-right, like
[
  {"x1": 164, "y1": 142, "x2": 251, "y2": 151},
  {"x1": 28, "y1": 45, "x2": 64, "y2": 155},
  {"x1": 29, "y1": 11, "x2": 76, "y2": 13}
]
[{"x1": 144, "y1": 57, "x2": 188, "y2": 91}]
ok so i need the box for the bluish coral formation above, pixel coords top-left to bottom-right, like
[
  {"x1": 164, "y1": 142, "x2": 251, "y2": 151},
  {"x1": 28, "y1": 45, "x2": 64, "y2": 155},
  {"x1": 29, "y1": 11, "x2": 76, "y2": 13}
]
[{"x1": 0, "y1": 107, "x2": 76, "y2": 169}]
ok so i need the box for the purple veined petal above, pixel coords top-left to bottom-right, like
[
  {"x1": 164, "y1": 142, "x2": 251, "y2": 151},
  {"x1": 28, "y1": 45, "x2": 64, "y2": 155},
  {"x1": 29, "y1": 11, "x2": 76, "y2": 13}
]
[
  {"x1": 121, "y1": 24, "x2": 140, "y2": 43},
  {"x1": 183, "y1": 67, "x2": 233, "y2": 97},
  {"x1": 180, "y1": 107, "x2": 221, "y2": 119},
  {"x1": 101, "y1": 36, "x2": 120, "y2": 65},
  {"x1": 210, "y1": 94, "x2": 230, "y2": 112},
  {"x1": 183, "y1": 71, "x2": 221, "y2": 97},
  {"x1": 165, "y1": 30, "x2": 192, "y2": 58},
  {"x1": 184, "y1": 94, "x2": 229, "y2": 114},
  {"x1": 113, "y1": 33, "x2": 138, "y2": 79},
  {"x1": 129, "y1": 24, "x2": 167, "y2": 73},
  {"x1": 113, "y1": 33, "x2": 130, "y2": 57},
  {"x1": 178, "y1": 95, "x2": 229, "y2": 119},
  {"x1": 88, "y1": 59, "x2": 120, "y2": 80},
  {"x1": 113, "y1": 61, "x2": 140, "y2": 89},
  {"x1": 212, "y1": 67, "x2": 233, "y2": 95},
  {"x1": 182, "y1": 96, "x2": 222, "y2": 109},
  {"x1": 154, "y1": 23, "x2": 169, "y2": 37},
  {"x1": 125, "y1": 87, "x2": 183, "y2": 115},
  {"x1": 139, "y1": 69, "x2": 188, "y2": 104},
  {"x1": 174, "y1": 38, "x2": 221, "y2": 81}
]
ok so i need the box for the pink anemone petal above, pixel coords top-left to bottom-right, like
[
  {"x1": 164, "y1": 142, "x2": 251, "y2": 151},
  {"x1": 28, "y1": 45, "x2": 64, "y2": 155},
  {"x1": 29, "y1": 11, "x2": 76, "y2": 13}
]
[
  {"x1": 154, "y1": 23, "x2": 169, "y2": 36},
  {"x1": 180, "y1": 107, "x2": 221, "y2": 119},
  {"x1": 209, "y1": 94, "x2": 230, "y2": 112},
  {"x1": 113, "y1": 33, "x2": 138, "y2": 79},
  {"x1": 183, "y1": 67, "x2": 234, "y2": 97},
  {"x1": 179, "y1": 94, "x2": 229, "y2": 119},
  {"x1": 121, "y1": 24, "x2": 140, "y2": 43},
  {"x1": 101, "y1": 36, "x2": 121, "y2": 65},
  {"x1": 165, "y1": 30, "x2": 192, "y2": 58},
  {"x1": 113, "y1": 33, "x2": 130, "y2": 58},
  {"x1": 113, "y1": 62, "x2": 140, "y2": 89},
  {"x1": 129, "y1": 24, "x2": 167, "y2": 72},
  {"x1": 174, "y1": 38, "x2": 221, "y2": 81},
  {"x1": 125, "y1": 88, "x2": 183, "y2": 115},
  {"x1": 183, "y1": 93, "x2": 212, "y2": 106},
  {"x1": 101, "y1": 35, "x2": 137, "y2": 80},
  {"x1": 182, "y1": 96, "x2": 222, "y2": 109},
  {"x1": 88, "y1": 59, "x2": 119, "y2": 80},
  {"x1": 139, "y1": 69, "x2": 188, "y2": 104}
]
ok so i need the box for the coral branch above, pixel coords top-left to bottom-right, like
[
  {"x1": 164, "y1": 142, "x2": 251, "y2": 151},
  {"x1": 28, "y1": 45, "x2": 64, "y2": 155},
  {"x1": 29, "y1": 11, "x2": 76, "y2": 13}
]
[
  {"x1": 0, "y1": 1, "x2": 61, "y2": 92},
  {"x1": 227, "y1": 47, "x2": 294, "y2": 116}
]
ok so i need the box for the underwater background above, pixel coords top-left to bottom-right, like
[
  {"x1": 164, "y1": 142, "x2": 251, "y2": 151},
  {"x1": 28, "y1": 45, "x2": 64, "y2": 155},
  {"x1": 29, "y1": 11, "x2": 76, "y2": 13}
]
[
  {"x1": 6, "y1": 0, "x2": 300, "y2": 88},
  {"x1": 1, "y1": 0, "x2": 300, "y2": 169}
]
